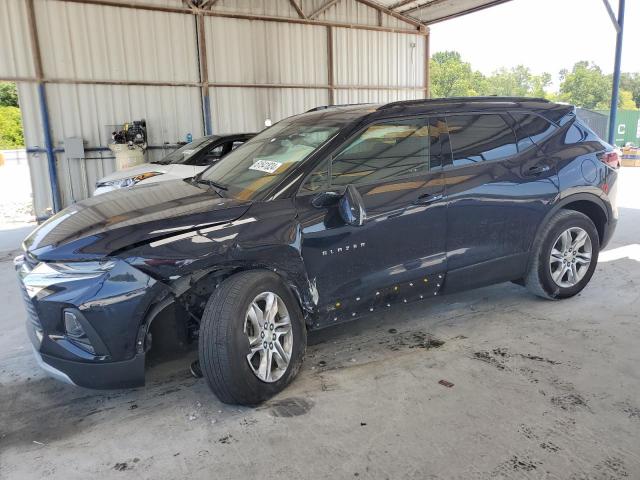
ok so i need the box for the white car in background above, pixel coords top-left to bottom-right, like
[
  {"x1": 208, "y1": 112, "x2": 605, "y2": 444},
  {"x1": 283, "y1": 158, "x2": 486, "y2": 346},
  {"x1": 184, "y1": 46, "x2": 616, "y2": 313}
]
[{"x1": 93, "y1": 133, "x2": 254, "y2": 195}]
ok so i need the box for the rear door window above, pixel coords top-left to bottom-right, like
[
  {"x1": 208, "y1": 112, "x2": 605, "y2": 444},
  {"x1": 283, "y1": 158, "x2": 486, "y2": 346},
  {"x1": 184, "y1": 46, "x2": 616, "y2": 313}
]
[
  {"x1": 509, "y1": 112, "x2": 557, "y2": 151},
  {"x1": 446, "y1": 114, "x2": 518, "y2": 167}
]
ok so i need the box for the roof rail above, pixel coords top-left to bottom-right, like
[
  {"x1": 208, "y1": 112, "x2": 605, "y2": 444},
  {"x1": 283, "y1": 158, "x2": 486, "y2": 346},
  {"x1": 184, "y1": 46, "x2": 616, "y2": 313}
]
[
  {"x1": 306, "y1": 103, "x2": 370, "y2": 112},
  {"x1": 378, "y1": 96, "x2": 551, "y2": 110}
]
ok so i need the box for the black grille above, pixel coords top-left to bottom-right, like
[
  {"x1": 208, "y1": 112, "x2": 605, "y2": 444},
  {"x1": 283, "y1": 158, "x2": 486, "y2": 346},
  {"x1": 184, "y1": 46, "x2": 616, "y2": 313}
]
[{"x1": 19, "y1": 282, "x2": 43, "y2": 332}]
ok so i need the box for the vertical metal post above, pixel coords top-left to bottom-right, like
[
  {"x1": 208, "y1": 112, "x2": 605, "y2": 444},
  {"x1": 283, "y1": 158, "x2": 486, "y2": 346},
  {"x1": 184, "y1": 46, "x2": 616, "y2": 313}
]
[
  {"x1": 197, "y1": 13, "x2": 212, "y2": 135},
  {"x1": 326, "y1": 26, "x2": 335, "y2": 105},
  {"x1": 608, "y1": 0, "x2": 625, "y2": 145},
  {"x1": 27, "y1": 0, "x2": 61, "y2": 212},
  {"x1": 424, "y1": 29, "x2": 430, "y2": 99},
  {"x1": 37, "y1": 84, "x2": 61, "y2": 212}
]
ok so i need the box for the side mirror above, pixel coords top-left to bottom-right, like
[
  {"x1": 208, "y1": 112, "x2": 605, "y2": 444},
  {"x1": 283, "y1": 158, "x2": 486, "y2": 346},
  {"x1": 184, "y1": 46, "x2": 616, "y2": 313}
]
[
  {"x1": 339, "y1": 184, "x2": 366, "y2": 227},
  {"x1": 312, "y1": 190, "x2": 341, "y2": 208}
]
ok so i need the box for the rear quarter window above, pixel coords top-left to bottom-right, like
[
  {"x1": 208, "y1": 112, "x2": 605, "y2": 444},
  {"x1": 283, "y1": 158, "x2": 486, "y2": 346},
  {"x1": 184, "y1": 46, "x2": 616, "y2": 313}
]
[
  {"x1": 565, "y1": 124, "x2": 587, "y2": 144},
  {"x1": 509, "y1": 112, "x2": 557, "y2": 150}
]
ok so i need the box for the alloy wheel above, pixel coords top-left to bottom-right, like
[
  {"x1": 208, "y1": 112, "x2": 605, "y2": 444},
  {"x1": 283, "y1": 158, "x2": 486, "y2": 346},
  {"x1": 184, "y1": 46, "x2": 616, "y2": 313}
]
[
  {"x1": 549, "y1": 227, "x2": 593, "y2": 288},
  {"x1": 243, "y1": 291, "x2": 293, "y2": 383}
]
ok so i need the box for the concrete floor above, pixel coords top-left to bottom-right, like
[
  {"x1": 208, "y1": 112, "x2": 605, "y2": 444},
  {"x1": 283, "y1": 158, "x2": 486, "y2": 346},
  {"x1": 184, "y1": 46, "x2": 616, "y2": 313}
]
[{"x1": 1, "y1": 170, "x2": 640, "y2": 480}]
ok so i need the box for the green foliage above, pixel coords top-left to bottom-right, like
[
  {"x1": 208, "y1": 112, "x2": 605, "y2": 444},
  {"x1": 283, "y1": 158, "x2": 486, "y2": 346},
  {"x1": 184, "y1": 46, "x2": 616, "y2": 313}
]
[
  {"x1": 618, "y1": 90, "x2": 637, "y2": 110},
  {"x1": 429, "y1": 53, "x2": 638, "y2": 111},
  {"x1": 484, "y1": 66, "x2": 552, "y2": 98},
  {"x1": 0, "y1": 82, "x2": 19, "y2": 107},
  {"x1": 620, "y1": 73, "x2": 640, "y2": 108},
  {"x1": 558, "y1": 61, "x2": 612, "y2": 109},
  {"x1": 0, "y1": 106, "x2": 25, "y2": 148},
  {"x1": 430, "y1": 51, "x2": 486, "y2": 98},
  {"x1": 557, "y1": 62, "x2": 638, "y2": 110},
  {"x1": 430, "y1": 52, "x2": 552, "y2": 99}
]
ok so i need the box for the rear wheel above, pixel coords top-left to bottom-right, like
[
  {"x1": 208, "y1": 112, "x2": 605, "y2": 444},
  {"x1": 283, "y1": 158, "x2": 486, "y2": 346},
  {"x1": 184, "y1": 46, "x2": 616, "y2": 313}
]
[
  {"x1": 525, "y1": 210, "x2": 599, "y2": 299},
  {"x1": 198, "y1": 271, "x2": 306, "y2": 405}
]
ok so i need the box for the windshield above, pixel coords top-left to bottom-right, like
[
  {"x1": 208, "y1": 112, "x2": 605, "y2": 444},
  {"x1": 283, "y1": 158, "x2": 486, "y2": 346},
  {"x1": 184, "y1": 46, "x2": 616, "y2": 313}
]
[
  {"x1": 198, "y1": 117, "x2": 343, "y2": 200},
  {"x1": 153, "y1": 137, "x2": 216, "y2": 165}
]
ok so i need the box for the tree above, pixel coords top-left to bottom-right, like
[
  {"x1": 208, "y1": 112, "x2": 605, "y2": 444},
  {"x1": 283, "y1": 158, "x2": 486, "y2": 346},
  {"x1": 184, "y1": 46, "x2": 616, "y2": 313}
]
[
  {"x1": 558, "y1": 61, "x2": 611, "y2": 109},
  {"x1": 484, "y1": 65, "x2": 551, "y2": 98},
  {"x1": 620, "y1": 73, "x2": 640, "y2": 108},
  {"x1": 0, "y1": 106, "x2": 24, "y2": 148},
  {"x1": 618, "y1": 90, "x2": 637, "y2": 110},
  {"x1": 430, "y1": 51, "x2": 487, "y2": 98},
  {"x1": 0, "y1": 82, "x2": 19, "y2": 107}
]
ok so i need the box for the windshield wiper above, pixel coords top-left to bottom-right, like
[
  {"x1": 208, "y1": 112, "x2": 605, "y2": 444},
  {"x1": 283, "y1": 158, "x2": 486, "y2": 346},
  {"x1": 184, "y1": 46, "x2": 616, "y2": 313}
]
[{"x1": 193, "y1": 178, "x2": 228, "y2": 191}]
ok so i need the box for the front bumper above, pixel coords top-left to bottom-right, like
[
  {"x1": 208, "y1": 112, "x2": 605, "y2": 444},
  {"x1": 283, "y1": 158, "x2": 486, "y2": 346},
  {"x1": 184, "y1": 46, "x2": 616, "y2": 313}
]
[
  {"x1": 32, "y1": 346, "x2": 75, "y2": 385},
  {"x1": 16, "y1": 256, "x2": 164, "y2": 389},
  {"x1": 35, "y1": 348, "x2": 146, "y2": 389}
]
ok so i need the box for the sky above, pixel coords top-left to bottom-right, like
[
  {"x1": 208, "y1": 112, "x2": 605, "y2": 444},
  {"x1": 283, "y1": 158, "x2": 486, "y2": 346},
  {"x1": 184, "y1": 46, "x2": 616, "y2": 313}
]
[{"x1": 429, "y1": 0, "x2": 639, "y2": 88}]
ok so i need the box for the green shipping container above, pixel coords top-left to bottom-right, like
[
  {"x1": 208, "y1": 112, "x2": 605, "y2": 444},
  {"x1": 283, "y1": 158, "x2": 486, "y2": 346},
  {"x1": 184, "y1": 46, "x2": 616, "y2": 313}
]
[{"x1": 597, "y1": 109, "x2": 640, "y2": 147}]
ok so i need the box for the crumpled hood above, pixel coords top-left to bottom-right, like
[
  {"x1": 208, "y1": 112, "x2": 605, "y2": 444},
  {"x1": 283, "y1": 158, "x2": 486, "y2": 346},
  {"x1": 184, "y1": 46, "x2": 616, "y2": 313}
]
[{"x1": 24, "y1": 179, "x2": 251, "y2": 261}]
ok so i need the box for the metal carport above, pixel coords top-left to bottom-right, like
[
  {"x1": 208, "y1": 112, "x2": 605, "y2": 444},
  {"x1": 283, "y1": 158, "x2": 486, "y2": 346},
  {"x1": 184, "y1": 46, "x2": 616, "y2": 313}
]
[{"x1": 0, "y1": 0, "x2": 626, "y2": 218}]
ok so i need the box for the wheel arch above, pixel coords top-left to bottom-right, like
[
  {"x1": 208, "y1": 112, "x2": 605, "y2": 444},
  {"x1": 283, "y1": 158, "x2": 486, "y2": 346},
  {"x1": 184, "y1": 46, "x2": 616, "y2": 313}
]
[
  {"x1": 192, "y1": 264, "x2": 316, "y2": 324},
  {"x1": 144, "y1": 253, "x2": 316, "y2": 334},
  {"x1": 534, "y1": 193, "x2": 609, "y2": 250}
]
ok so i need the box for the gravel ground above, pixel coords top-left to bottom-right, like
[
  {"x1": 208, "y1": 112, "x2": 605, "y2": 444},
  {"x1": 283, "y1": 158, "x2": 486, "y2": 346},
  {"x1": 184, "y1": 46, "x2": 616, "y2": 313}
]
[{"x1": 0, "y1": 169, "x2": 639, "y2": 480}]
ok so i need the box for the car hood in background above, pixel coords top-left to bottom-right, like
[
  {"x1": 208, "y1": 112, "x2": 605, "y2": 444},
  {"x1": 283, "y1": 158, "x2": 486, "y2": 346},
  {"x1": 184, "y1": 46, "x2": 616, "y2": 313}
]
[
  {"x1": 24, "y1": 179, "x2": 251, "y2": 261},
  {"x1": 98, "y1": 163, "x2": 172, "y2": 182},
  {"x1": 97, "y1": 163, "x2": 202, "y2": 183}
]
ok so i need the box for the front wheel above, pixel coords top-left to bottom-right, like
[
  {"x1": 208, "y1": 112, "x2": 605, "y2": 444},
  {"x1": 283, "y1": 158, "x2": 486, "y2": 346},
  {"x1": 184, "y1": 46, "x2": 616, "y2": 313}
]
[
  {"x1": 198, "y1": 271, "x2": 306, "y2": 405},
  {"x1": 525, "y1": 210, "x2": 599, "y2": 300}
]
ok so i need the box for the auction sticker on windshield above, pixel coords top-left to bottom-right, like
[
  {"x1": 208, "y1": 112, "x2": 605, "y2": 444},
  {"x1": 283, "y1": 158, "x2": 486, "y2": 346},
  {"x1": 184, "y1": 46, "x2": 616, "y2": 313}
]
[{"x1": 249, "y1": 159, "x2": 282, "y2": 174}]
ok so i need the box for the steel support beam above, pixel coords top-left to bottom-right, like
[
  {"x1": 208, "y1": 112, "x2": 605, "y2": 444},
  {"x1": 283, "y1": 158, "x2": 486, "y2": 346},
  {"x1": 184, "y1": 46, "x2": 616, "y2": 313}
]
[
  {"x1": 327, "y1": 26, "x2": 335, "y2": 105},
  {"x1": 309, "y1": 0, "x2": 342, "y2": 19},
  {"x1": 289, "y1": 0, "x2": 307, "y2": 19},
  {"x1": 196, "y1": 13, "x2": 212, "y2": 135},
  {"x1": 388, "y1": 0, "x2": 416, "y2": 10},
  {"x1": 607, "y1": 0, "x2": 625, "y2": 145},
  {"x1": 601, "y1": 0, "x2": 621, "y2": 33},
  {"x1": 424, "y1": 32, "x2": 430, "y2": 98},
  {"x1": 405, "y1": 0, "x2": 513, "y2": 24},
  {"x1": 54, "y1": 0, "x2": 425, "y2": 34},
  {"x1": 26, "y1": 0, "x2": 62, "y2": 213},
  {"x1": 0, "y1": 76, "x2": 427, "y2": 92},
  {"x1": 354, "y1": 0, "x2": 424, "y2": 28}
]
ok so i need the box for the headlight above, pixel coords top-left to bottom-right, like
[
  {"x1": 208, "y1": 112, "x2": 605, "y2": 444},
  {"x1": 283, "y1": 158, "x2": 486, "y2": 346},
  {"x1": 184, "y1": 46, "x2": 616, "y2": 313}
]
[
  {"x1": 96, "y1": 171, "x2": 163, "y2": 190},
  {"x1": 45, "y1": 261, "x2": 117, "y2": 276},
  {"x1": 22, "y1": 261, "x2": 117, "y2": 299}
]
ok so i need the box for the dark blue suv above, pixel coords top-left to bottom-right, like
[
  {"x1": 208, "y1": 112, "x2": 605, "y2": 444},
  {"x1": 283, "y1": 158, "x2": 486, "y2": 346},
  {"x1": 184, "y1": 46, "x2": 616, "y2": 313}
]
[{"x1": 16, "y1": 97, "x2": 619, "y2": 405}]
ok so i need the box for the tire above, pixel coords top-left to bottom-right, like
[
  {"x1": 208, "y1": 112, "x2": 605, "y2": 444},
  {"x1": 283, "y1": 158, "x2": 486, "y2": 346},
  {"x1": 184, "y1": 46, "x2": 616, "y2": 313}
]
[
  {"x1": 525, "y1": 210, "x2": 599, "y2": 300},
  {"x1": 198, "y1": 270, "x2": 307, "y2": 405}
]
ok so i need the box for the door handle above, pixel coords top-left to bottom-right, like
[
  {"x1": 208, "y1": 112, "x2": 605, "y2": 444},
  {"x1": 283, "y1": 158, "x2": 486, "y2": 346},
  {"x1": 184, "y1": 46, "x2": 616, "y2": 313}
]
[
  {"x1": 413, "y1": 193, "x2": 444, "y2": 205},
  {"x1": 523, "y1": 165, "x2": 550, "y2": 176}
]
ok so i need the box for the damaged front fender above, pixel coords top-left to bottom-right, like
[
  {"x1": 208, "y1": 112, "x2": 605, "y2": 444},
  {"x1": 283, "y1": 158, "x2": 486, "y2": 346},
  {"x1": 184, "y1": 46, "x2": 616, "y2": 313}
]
[{"x1": 120, "y1": 200, "x2": 321, "y2": 328}]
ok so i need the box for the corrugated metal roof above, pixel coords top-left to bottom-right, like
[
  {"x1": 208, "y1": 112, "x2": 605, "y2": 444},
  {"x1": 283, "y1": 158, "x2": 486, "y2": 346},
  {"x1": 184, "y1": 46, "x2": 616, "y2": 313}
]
[
  {"x1": 375, "y1": 0, "x2": 513, "y2": 24},
  {"x1": 6, "y1": 0, "x2": 434, "y2": 216}
]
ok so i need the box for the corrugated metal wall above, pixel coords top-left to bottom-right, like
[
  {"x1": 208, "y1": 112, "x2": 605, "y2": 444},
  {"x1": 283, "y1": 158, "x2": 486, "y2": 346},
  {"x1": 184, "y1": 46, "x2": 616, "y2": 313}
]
[{"x1": 2, "y1": 0, "x2": 428, "y2": 217}]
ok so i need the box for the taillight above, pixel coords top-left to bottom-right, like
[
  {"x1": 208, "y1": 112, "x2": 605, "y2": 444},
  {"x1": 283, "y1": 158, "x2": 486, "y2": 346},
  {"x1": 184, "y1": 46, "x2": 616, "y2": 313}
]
[{"x1": 599, "y1": 150, "x2": 620, "y2": 169}]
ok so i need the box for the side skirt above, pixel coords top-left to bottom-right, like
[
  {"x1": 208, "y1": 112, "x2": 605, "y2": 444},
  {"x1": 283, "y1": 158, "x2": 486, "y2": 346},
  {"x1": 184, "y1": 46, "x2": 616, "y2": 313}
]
[{"x1": 442, "y1": 253, "x2": 529, "y2": 295}]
